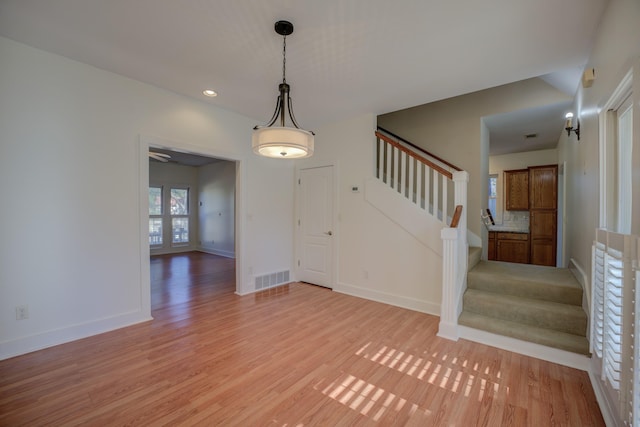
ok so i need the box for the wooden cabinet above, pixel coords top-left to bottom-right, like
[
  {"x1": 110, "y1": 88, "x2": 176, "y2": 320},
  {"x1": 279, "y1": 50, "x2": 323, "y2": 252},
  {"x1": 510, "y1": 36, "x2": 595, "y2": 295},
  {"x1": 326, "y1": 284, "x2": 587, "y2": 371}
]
[
  {"x1": 489, "y1": 164, "x2": 557, "y2": 266},
  {"x1": 529, "y1": 165, "x2": 558, "y2": 266},
  {"x1": 496, "y1": 232, "x2": 530, "y2": 264},
  {"x1": 488, "y1": 231, "x2": 496, "y2": 260},
  {"x1": 489, "y1": 231, "x2": 529, "y2": 264},
  {"x1": 504, "y1": 169, "x2": 529, "y2": 210},
  {"x1": 529, "y1": 165, "x2": 557, "y2": 209},
  {"x1": 530, "y1": 210, "x2": 557, "y2": 266}
]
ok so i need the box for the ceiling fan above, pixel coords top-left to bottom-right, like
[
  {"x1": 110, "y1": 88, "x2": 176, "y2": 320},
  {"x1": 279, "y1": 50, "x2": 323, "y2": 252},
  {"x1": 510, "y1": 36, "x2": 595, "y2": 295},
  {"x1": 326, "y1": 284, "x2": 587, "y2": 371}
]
[{"x1": 148, "y1": 151, "x2": 171, "y2": 162}]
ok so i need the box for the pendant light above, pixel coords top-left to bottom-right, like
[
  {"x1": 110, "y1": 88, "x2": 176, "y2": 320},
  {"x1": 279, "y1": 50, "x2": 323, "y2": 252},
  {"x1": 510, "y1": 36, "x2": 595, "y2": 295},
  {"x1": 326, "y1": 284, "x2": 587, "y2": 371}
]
[{"x1": 252, "y1": 20, "x2": 314, "y2": 159}]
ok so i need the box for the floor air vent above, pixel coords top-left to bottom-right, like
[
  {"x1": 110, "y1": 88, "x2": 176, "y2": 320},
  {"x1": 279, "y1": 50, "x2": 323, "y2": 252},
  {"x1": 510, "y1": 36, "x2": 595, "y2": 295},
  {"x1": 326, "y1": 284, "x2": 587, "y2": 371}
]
[{"x1": 255, "y1": 270, "x2": 290, "y2": 291}]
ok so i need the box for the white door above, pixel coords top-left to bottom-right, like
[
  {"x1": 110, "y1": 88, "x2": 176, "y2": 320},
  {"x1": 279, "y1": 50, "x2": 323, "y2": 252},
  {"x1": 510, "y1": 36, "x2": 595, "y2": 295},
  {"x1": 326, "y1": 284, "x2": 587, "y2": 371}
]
[{"x1": 297, "y1": 166, "x2": 334, "y2": 288}]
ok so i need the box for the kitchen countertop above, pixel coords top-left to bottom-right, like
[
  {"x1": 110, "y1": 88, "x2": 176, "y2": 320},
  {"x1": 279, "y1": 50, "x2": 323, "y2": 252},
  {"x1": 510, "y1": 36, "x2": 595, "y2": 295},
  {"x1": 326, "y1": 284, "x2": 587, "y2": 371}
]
[{"x1": 487, "y1": 225, "x2": 529, "y2": 233}]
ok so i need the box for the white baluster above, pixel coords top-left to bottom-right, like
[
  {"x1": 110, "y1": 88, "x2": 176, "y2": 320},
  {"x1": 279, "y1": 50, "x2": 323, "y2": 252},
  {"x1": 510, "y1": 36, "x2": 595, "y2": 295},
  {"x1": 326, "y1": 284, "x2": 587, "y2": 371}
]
[
  {"x1": 416, "y1": 161, "x2": 422, "y2": 209},
  {"x1": 377, "y1": 138, "x2": 384, "y2": 180},
  {"x1": 386, "y1": 142, "x2": 392, "y2": 187},
  {"x1": 442, "y1": 176, "x2": 448, "y2": 225},
  {"x1": 408, "y1": 157, "x2": 415, "y2": 204},
  {"x1": 423, "y1": 166, "x2": 430, "y2": 211},
  {"x1": 395, "y1": 147, "x2": 401, "y2": 192},
  {"x1": 433, "y1": 170, "x2": 439, "y2": 219},
  {"x1": 400, "y1": 151, "x2": 407, "y2": 197}
]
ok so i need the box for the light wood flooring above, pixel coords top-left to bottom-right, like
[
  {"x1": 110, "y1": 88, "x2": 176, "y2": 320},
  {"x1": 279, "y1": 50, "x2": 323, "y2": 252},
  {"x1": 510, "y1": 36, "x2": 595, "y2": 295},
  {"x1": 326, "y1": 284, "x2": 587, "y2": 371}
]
[{"x1": 0, "y1": 252, "x2": 604, "y2": 426}]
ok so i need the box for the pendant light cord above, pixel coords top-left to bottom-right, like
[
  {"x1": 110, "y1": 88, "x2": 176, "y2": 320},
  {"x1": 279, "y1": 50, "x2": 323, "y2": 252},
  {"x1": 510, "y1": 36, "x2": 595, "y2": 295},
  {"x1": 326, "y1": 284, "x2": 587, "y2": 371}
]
[{"x1": 282, "y1": 35, "x2": 287, "y2": 84}]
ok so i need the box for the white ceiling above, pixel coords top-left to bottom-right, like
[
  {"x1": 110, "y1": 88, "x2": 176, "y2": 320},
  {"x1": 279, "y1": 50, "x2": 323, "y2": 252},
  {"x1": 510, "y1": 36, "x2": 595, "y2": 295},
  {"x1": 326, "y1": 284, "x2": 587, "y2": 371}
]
[
  {"x1": 0, "y1": 0, "x2": 608, "y2": 155},
  {"x1": 484, "y1": 100, "x2": 574, "y2": 156}
]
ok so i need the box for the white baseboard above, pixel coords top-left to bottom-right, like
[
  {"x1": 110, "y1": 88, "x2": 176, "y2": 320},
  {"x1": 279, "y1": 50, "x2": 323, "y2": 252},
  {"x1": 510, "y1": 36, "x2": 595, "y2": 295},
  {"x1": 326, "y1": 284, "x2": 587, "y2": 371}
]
[
  {"x1": 150, "y1": 246, "x2": 197, "y2": 256},
  {"x1": 569, "y1": 258, "x2": 590, "y2": 318},
  {"x1": 458, "y1": 325, "x2": 591, "y2": 371},
  {"x1": 198, "y1": 247, "x2": 235, "y2": 258},
  {"x1": 437, "y1": 321, "x2": 460, "y2": 341},
  {"x1": 0, "y1": 311, "x2": 153, "y2": 361},
  {"x1": 334, "y1": 281, "x2": 440, "y2": 316}
]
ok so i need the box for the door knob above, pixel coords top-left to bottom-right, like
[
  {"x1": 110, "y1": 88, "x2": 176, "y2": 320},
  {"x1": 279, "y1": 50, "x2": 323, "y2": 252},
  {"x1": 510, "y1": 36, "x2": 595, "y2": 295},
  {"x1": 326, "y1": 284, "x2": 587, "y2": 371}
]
[{"x1": 325, "y1": 231, "x2": 332, "y2": 236}]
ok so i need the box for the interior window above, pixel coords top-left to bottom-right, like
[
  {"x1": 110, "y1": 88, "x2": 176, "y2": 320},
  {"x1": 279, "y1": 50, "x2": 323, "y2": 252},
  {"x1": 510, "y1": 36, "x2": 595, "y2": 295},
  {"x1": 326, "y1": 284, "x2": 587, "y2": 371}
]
[
  {"x1": 488, "y1": 174, "x2": 497, "y2": 217},
  {"x1": 149, "y1": 186, "x2": 163, "y2": 246},
  {"x1": 170, "y1": 188, "x2": 189, "y2": 245}
]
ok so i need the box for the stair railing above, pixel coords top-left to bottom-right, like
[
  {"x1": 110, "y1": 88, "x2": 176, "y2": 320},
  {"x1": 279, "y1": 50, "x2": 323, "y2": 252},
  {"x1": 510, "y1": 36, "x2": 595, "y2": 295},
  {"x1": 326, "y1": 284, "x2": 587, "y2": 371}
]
[
  {"x1": 374, "y1": 128, "x2": 468, "y2": 340},
  {"x1": 375, "y1": 128, "x2": 458, "y2": 224}
]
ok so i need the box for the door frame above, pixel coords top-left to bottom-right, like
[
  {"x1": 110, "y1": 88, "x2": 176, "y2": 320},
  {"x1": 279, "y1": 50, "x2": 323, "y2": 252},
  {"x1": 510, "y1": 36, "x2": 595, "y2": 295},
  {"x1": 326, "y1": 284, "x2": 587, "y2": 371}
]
[
  {"x1": 294, "y1": 162, "x2": 339, "y2": 288},
  {"x1": 138, "y1": 135, "x2": 246, "y2": 318}
]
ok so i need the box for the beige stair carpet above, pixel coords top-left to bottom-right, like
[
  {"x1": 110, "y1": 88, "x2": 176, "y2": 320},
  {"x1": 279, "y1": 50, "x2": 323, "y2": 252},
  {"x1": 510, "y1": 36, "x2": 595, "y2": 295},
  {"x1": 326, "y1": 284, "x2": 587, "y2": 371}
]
[{"x1": 459, "y1": 260, "x2": 589, "y2": 355}]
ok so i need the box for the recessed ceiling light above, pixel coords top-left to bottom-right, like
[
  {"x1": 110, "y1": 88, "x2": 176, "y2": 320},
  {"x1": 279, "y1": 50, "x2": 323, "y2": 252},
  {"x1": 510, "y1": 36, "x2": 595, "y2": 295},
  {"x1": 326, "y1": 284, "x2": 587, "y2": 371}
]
[{"x1": 202, "y1": 89, "x2": 217, "y2": 97}]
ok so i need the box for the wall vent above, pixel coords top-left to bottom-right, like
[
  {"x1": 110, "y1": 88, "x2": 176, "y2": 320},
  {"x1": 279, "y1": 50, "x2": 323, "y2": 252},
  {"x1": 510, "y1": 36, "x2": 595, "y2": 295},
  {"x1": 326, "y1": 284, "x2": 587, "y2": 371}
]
[{"x1": 254, "y1": 270, "x2": 290, "y2": 291}]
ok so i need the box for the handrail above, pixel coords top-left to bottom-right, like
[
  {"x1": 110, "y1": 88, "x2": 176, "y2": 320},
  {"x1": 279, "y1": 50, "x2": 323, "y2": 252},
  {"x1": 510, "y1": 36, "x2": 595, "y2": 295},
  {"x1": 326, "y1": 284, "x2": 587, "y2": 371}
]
[
  {"x1": 375, "y1": 131, "x2": 453, "y2": 180},
  {"x1": 449, "y1": 205, "x2": 463, "y2": 228},
  {"x1": 377, "y1": 126, "x2": 463, "y2": 172}
]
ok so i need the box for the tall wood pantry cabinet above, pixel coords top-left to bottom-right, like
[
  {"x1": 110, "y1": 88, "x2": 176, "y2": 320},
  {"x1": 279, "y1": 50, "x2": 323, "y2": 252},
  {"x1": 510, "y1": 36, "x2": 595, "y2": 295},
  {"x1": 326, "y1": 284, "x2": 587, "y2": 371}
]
[
  {"x1": 504, "y1": 169, "x2": 529, "y2": 210},
  {"x1": 529, "y1": 165, "x2": 557, "y2": 266}
]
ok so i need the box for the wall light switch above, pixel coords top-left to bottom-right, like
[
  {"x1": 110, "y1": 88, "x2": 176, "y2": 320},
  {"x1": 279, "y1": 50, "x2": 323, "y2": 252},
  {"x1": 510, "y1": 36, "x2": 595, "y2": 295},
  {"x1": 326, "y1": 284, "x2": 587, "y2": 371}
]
[{"x1": 16, "y1": 305, "x2": 28, "y2": 320}]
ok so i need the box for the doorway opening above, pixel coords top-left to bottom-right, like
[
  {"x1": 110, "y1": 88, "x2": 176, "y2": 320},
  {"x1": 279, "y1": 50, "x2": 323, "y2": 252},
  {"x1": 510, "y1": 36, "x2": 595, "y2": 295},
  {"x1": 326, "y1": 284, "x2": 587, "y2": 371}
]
[{"x1": 139, "y1": 135, "x2": 245, "y2": 319}]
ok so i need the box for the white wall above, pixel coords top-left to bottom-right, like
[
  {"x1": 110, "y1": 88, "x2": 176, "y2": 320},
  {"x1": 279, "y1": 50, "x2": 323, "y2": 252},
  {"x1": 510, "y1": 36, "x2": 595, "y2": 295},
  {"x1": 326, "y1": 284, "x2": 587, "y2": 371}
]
[
  {"x1": 149, "y1": 162, "x2": 200, "y2": 255},
  {"x1": 298, "y1": 114, "x2": 443, "y2": 314},
  {"x1": 560, "y1": 1, "x2": 640, "y2": 425},
  {"x1": 0, "y1": 36, "x2": 294, "y2": 359},
  {"x1": 560, "y1": 0, "x2": 640, "y2": 278},
  {"x1": 198, "y1": 160, "x2": 236, "y2": 258}
]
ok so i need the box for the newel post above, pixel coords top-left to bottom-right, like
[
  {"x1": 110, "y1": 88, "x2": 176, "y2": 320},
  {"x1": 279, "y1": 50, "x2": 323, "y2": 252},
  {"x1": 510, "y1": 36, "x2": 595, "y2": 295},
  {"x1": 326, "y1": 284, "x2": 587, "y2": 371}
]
[
  {"x1": 439, "y1": 227, "x2": 460, "y2": 340},
  {"x1": 438, "y1": 171, "x2": 469, "y2": 341}
]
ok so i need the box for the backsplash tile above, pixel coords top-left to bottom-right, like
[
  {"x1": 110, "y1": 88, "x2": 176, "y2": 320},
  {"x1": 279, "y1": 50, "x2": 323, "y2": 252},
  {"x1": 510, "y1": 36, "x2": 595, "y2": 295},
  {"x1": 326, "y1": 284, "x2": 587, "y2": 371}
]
[{"x1": 501, "y1": 210, "x2": 530, "y2": 230}]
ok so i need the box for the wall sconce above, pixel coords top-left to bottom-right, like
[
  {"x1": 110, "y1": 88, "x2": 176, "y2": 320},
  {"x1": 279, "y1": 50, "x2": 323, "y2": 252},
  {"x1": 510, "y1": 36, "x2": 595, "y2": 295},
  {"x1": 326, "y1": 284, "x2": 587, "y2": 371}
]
[{"x1": 565, "y1": 112, "x2": 580, "y2": 140}]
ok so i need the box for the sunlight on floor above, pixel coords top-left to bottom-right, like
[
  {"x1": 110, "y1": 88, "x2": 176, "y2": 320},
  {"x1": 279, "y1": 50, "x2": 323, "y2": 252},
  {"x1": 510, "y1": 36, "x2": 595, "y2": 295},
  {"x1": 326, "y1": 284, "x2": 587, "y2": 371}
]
[
  {"x1": 317, "y1": 373, "x2": 432, "y2": 421},
  {"x1": 311, "y1": 339, "x2": 517, "y2": 422}
]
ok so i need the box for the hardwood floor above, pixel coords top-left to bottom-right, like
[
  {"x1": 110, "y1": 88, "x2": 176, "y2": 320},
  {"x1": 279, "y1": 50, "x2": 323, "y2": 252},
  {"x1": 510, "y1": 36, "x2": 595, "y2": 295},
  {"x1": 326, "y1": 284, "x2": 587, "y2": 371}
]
[{"x1": 0, "y1": 252, "x2": 604, "y2": 426}]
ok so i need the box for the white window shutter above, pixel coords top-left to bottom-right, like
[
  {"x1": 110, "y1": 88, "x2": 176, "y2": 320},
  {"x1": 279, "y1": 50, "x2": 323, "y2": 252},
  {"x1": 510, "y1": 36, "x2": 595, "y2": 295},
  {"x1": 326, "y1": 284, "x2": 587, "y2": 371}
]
[
  {"x1": 592, "y1": 241, "x2": 606, "y2": 357},
  {"x1": 603, "y1": 252, "x2": 623, "y2": 390}
]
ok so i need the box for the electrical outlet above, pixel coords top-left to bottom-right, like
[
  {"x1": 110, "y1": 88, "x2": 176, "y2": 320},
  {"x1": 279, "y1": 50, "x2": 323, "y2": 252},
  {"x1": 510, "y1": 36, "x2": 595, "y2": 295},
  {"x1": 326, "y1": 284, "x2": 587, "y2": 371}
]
[{"x1": 16, "y1": 305, "x2": 29, "y2": 320}]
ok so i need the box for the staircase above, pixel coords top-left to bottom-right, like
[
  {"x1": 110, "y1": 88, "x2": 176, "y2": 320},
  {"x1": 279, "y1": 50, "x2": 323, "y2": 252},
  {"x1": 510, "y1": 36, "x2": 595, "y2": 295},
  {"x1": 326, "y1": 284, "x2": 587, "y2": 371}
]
[
  {"x1": 373, "y1": 128, "x2": 590, "y2": 360},
  {"x1": 373, "y1": 128, "x2": 470, "y2": 340},
  {"x1": 459, "y1": 260, "x2": 589, "y2": 355}
]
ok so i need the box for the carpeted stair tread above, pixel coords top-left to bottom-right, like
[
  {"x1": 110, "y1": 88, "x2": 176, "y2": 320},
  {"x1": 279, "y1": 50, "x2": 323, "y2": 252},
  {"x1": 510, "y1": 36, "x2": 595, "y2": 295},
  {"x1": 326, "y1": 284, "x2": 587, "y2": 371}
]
[
  {"x1": 467, "y1": 261, "x2": 582, "y2": 306},
  {"x1": 459, "y1": 311, "x2": 590, "y2": 355},
  {"x1": 463, "y1": 289, "x2": 587, "y2": 336}
]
